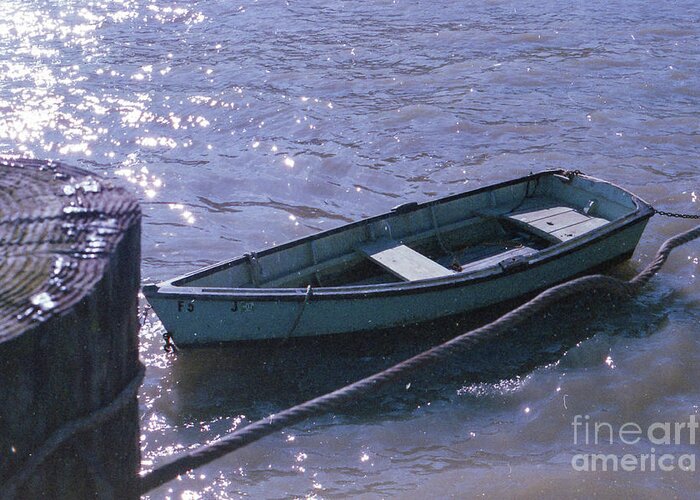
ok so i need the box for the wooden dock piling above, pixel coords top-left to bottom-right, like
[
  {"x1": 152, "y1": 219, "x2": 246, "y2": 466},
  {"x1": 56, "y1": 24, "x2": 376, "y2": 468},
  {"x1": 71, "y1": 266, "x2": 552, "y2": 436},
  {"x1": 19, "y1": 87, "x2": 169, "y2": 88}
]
[{"x1": 0, "y1": 158, "x2": 142, "y2": 498}]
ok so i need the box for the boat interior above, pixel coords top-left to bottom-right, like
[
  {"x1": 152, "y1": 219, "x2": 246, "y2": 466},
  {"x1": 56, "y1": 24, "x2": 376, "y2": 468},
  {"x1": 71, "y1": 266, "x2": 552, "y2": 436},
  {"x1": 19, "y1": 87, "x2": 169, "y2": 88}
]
[{"x1": 175, "y1": 172, "x2": 640, "y2": 290}]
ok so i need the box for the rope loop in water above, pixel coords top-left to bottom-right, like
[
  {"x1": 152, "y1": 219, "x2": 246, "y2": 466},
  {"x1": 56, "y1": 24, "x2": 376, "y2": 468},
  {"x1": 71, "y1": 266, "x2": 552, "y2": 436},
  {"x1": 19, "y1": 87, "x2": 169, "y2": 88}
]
[{"x1": 139, "y1": 223, "x2": 700, "y2": 494}]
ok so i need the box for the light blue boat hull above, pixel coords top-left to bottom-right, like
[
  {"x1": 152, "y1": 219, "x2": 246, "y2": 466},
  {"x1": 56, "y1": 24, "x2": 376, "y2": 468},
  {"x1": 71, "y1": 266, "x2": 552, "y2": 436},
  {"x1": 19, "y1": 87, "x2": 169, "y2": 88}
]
[{"x1": 144, "y1": 171, "x2": 653, "y2": 345}]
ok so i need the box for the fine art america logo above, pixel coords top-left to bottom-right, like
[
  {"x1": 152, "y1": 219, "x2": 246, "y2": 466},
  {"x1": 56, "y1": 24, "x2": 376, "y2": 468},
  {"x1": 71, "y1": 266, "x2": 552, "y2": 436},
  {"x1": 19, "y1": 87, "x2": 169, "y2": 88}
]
[{"x1": 571, "y1": 414, "x2": 697, "y2": 472}]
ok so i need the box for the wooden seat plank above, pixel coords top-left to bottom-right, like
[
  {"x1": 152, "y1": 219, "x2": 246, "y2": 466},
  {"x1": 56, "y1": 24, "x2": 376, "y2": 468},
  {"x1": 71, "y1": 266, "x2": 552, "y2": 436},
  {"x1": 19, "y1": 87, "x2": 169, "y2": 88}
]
[
  {"x1": 525, "y1": 210, "x2": 591, "y2": 233},
  {"x1": 358, "y1": 240, "x2": 453, "y2": 281},
  {"x1": 550, "y1": 217, "x2": 608, "y2": 241},
  {"x1": 509, "y1": 206, "x2": 574, "y2": 224},
  {"x1": 505, "y1": 205, "x2": 609, "y2": 242}
]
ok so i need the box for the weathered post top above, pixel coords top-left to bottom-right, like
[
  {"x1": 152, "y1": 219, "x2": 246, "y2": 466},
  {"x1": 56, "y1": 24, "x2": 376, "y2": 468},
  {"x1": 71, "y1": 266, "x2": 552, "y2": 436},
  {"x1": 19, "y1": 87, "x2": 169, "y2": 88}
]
[
  {"x1": 0, "y1": 158, "x2": 140, "y2": 339},
  {"x1": 0, "y1": 158, "x2": 142, "y2": 498}
]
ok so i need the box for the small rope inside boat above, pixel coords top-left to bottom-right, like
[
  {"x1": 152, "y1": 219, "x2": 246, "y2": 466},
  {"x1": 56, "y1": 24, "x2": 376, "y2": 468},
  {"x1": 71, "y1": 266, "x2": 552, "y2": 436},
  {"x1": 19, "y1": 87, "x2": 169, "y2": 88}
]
[
  {"x1": 286, "y1": 284, "x2": 313, "y2": 338},
  {"x1": 138, "y1": 223, "x2": 700, "y2": 494}
]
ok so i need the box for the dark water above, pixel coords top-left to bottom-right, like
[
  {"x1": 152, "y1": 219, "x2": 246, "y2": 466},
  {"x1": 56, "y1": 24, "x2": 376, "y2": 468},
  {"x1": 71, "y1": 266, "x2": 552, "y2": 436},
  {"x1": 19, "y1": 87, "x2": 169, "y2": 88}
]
[{"x1": 2, "y1": 0, "x2": 699, "y2": 497}]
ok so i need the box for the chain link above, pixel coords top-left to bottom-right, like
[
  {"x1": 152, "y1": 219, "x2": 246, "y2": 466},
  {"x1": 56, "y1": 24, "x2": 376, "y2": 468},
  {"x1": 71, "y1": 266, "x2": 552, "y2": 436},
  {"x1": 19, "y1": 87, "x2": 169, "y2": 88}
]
[
  {"x1": 654, "y1": 209, "x2": 700, "y2": 220},
  {"x1": 163, "y1": 332, "x2": 178, "y2": 352}
]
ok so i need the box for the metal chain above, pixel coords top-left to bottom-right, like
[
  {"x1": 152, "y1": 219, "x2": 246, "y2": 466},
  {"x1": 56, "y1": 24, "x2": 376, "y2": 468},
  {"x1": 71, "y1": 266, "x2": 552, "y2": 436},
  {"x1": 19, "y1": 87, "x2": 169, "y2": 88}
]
[
  {"x1": 163, "y1": 332, "x2": 179, "y2": 352},
  {"x1": 654, "y1": 209, "x2": 700, "y2": 220}
]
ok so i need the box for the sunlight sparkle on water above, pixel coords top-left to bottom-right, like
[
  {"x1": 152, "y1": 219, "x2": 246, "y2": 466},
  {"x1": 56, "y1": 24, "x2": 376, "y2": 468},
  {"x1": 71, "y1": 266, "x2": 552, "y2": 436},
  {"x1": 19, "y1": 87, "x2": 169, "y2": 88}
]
[
  {"x1": 137, "y1": 136, "x2": 177, "y2": 148},
  {"x1": 114, "y1": 159, "x2": 164, "y2": 200},
  {"x1": 0, "y1": 3, "x2": 112, "y2": 156},
  {"x1": 182, "y1": 211, "x2": 196, "y2": 224},
  {"x1": 605, "y1": 355, "x2": 616, "y2": 368},
  {"x1": 146, "y1": 5, "x2": 206, "y2": 25}
]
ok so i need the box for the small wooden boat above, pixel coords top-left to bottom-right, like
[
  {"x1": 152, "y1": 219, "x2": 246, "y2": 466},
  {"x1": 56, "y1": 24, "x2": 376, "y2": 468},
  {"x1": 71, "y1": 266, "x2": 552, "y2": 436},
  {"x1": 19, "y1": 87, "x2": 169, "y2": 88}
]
[{"x1": 144, "y1": 170, "x2": 653, "y2": 346}]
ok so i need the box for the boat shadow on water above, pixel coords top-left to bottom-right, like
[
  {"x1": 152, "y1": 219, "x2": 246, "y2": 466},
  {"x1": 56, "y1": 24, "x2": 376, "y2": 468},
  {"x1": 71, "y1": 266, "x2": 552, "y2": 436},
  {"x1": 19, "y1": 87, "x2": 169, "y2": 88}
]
[{"x1": 168, "y1": 266, "x2": 672, "y2": 426}]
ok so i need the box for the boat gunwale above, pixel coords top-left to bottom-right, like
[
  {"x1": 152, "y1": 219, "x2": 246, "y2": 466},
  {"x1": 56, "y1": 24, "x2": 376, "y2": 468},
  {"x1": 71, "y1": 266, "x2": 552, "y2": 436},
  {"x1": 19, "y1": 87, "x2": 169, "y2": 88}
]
[{"x1": 144, "y1": 170, "x2": 654, "y2": 301}]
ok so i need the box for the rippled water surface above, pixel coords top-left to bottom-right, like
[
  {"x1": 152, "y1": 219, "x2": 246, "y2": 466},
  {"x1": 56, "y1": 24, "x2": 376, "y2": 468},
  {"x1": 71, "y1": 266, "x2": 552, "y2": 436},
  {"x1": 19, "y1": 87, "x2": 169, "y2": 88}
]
[{"x1": 2, "y1": 0, "x2": 699, "y2": 498}]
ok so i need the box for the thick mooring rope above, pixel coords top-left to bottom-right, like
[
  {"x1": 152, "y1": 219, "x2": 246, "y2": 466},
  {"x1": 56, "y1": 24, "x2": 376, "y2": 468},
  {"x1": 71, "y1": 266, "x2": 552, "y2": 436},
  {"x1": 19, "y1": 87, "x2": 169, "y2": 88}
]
[
  {"x1": 1, "y1": 364, "x2": 146, "y2": 500},
  {"x1": 139, "y1": 223, "x2": 700, "y2": 494}
]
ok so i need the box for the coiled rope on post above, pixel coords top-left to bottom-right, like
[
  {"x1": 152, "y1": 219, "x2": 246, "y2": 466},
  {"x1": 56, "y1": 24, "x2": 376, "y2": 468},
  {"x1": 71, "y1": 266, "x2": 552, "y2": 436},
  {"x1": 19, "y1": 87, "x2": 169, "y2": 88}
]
[
  {"x1": 2, "y1": 364, "x2": 146, "y2": 500},
  {"x1": 139, "y1": 223, "x2": 700, "y2": 494}
]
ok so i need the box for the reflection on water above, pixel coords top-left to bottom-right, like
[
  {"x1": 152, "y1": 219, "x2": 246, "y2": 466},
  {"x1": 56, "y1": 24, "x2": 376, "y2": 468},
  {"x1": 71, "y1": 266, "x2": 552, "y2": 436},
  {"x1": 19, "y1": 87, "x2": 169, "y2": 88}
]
[
  {"x1": 156, "y1": 293, "x2": 672, "y2": 424},
  {"x1": 2, "y1": 0, "x2": 699, "y2": 497}
]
